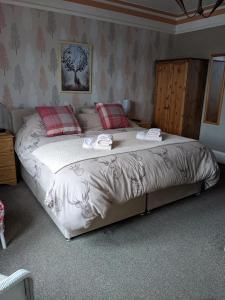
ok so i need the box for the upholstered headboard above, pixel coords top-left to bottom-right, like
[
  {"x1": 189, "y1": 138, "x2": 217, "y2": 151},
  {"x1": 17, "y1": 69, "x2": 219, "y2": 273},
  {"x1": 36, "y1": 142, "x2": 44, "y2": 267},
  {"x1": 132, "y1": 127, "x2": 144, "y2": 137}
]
[{"x1": 11, "y1": 108, "x2": 35, "y2": 134}]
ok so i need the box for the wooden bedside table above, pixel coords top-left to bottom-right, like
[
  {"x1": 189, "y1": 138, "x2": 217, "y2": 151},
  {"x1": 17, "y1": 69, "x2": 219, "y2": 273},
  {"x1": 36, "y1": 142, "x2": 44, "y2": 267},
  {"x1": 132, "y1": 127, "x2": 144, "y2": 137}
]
[
  {"x1": 131, "y1": 119, "x2": 151, "y2": 129},
  {"x1": 0, "y1": 132, "x2": 17, "y2": 185}
]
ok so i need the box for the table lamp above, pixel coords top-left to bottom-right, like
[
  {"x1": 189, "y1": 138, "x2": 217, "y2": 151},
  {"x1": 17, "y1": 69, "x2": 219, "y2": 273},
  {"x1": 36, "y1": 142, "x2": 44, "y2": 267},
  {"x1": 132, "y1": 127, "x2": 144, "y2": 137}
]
[{"x1": 122, "y1": 99, "x2": 131, "y2": 116}]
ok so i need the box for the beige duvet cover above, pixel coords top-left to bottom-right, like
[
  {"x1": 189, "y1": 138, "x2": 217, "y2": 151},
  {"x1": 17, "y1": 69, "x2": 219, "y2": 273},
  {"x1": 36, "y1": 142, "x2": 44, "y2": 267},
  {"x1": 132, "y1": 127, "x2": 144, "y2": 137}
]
[{"x1": 15, "y1": 117, "x2": 220, "y2": 232}]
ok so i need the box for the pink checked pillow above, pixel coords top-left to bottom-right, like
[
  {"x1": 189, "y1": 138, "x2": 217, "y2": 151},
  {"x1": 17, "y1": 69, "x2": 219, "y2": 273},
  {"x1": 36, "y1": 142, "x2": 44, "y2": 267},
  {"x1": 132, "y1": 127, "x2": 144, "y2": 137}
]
[
  {"x1": 36, "y1": 106, "x2": 82, "y2": 137},
  {"x1": 96, "y1": 103, "x2": 130, "y2": 129}
]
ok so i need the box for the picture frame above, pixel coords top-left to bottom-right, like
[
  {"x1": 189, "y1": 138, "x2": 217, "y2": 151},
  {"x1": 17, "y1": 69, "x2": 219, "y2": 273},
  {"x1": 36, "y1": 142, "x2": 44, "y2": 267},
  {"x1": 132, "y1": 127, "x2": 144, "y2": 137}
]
[{"x1": 60, "y1": 41, "x2": 92, "y2": 93}]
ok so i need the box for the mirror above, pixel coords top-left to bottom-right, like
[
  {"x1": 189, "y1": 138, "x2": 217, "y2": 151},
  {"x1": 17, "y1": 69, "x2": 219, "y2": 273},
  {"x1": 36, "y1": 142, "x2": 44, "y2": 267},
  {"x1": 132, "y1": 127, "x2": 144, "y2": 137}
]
[{"x1": 204, "y1": 54, "x2": 225, "y2": 125}]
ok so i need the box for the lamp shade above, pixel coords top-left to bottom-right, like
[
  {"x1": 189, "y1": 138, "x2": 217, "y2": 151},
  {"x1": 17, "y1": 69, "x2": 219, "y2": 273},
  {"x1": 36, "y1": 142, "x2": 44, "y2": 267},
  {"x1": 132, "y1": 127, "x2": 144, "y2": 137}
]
[{"x1": 122, "y1": 99, "x2": 131, "y2": 116}]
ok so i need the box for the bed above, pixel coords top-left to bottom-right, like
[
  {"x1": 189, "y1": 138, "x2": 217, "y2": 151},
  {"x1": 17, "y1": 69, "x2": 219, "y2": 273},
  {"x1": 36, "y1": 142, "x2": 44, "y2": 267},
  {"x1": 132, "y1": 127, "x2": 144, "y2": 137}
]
[{"x1": 12, "y1": 108, "x2": 219, "y2": 239}]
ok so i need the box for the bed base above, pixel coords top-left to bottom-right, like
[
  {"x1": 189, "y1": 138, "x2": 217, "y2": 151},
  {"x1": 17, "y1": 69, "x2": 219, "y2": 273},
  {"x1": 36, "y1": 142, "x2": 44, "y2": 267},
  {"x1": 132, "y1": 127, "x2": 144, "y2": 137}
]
[
  {"x1": 11, "y1": 108, "x2": 202, "y2": 239},
  {"x1": 146, "y1": 183, "x2": 202, "y2": 211},
  {"x1": 21, "y1": 165, "x2": 202, "y2": 240}
]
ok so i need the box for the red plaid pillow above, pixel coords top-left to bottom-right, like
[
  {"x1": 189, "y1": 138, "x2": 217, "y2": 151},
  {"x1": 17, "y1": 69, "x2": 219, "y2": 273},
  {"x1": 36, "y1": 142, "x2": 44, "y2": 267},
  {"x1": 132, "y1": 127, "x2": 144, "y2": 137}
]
[
  {"x1": 36, "y1": 106, "x2": 82, "y2": 137},
  {"x1": 96, "y1": 103, "x2": 130, "y2": 129}
]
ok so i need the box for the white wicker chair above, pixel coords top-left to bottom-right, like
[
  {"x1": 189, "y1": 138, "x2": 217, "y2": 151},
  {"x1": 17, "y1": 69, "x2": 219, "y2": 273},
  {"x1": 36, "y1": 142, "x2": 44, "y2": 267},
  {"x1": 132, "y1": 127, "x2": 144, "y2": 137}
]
[{"x1": 0, "y1": 269, "x2": 34, "y2": 300}]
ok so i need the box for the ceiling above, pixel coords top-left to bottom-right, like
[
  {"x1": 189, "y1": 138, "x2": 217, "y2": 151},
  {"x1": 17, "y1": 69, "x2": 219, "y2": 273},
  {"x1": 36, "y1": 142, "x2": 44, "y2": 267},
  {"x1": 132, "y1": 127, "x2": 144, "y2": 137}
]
[
  {"x1": 3, "y1": 0, "x2": 225, "y2": 34},
  {"x1": 110, "y1": 0, "x2": 219, "y2": 15}
]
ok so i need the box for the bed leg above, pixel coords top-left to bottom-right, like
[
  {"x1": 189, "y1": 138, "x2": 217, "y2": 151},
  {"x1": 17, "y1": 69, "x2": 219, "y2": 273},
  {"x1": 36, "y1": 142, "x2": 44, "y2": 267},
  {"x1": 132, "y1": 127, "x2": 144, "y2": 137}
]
[
  {"x1": 140, "y1": 210, "x2": 151, "y2": 216},
  {"x1": 195, "y1": 192, "x2": 201, "y2": 197}
]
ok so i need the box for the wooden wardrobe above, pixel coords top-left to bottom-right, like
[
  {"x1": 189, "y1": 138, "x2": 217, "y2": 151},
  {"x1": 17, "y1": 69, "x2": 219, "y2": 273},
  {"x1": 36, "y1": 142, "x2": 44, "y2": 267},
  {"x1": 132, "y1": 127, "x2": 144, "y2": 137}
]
[{"x1": 153, "y1": 59, "x2": 208, "y2": 139}]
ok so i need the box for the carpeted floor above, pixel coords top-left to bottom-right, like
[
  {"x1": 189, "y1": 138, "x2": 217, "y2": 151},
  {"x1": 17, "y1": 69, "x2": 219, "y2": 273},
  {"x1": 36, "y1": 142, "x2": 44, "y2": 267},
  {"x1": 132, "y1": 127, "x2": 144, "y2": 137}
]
[{"x1": 0, "y1": 165, "x2": 225, "y2": 300}]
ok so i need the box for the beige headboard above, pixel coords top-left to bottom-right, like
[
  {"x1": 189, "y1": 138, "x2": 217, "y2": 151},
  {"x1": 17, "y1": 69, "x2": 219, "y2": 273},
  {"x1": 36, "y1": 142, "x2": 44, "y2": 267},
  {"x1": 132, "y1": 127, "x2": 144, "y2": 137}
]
[{"x1": 11, "y1": 108, "x2": 35, "y2": 134}]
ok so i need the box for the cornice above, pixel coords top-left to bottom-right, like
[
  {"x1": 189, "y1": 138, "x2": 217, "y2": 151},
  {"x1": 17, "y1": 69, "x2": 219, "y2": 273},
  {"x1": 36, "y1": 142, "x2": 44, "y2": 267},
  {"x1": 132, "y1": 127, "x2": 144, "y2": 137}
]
[{"x1": 1, "y1": 0, "x2": 225, "y2": 34}]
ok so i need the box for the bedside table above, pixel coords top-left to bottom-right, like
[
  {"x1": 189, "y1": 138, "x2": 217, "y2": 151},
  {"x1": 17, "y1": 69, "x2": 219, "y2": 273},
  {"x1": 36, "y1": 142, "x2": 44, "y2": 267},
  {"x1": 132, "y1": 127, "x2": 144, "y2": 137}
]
[
  {"x1": 131, "y1": 119, "x2": 151, "y2": 129},
  {"x1": 0, "y1": 132, "x2": 17, "y2": 185}
]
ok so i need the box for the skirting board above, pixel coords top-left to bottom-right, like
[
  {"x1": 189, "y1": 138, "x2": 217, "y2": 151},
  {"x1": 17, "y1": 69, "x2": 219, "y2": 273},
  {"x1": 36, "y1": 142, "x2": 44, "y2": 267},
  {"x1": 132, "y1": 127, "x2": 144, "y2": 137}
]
[{"x1": 213, "y1": 150, "x2": 225, "y2": 164}]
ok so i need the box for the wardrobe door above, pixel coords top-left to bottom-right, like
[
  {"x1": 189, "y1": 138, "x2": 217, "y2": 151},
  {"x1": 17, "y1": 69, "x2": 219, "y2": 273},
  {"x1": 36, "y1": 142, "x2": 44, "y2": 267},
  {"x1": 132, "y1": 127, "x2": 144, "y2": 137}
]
[
  {"x1": 154, "y1": 62, "x2": 173, "y2": 131},
  {"x1": 182, "y1": 60, "x2": 208, "y2": 139},
  {"x1": 167, "y1": 61, "x2": 188, "y2": 135}
]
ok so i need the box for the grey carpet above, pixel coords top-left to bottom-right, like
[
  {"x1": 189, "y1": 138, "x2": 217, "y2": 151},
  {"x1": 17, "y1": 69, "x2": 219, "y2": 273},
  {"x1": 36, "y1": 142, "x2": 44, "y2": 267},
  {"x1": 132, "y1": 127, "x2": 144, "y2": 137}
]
[{"x1": 0, "y1": 165, "x2": 225, "y2": 300}]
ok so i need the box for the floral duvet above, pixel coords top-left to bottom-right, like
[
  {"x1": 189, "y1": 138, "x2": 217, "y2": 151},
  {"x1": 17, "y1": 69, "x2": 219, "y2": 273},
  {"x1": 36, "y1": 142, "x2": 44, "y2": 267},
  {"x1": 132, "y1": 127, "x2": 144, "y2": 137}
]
[{"x1": 15, "y1": 115, "x2": 219, "y2": 231}]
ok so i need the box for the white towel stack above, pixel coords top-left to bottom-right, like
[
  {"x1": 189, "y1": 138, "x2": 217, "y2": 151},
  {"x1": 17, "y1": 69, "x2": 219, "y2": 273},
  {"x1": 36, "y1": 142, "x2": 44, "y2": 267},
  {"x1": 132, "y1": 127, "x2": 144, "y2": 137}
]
[
  {"x1": 83, "y1": 134, "x2": 113, "y2": 150},
  {"x1": 136, "y1": 128, "x2": 162, "y2": 142},
  {"x1": 82, "y1": 137, "x2": 95, "y2": 149},
  {"x1": 95, "y1": 134, "x2": 113, "y2": 150}
]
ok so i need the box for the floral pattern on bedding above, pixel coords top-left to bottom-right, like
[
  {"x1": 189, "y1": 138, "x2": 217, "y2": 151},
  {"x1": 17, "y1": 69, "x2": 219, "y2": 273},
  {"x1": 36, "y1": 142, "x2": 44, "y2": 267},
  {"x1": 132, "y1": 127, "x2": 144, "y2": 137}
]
[
  {"x1": 15, "y1": 114, "x2": 220, "y2": 232},
  {"x1": 45, "y1": 142, "x2": 219, "y2": 230}
]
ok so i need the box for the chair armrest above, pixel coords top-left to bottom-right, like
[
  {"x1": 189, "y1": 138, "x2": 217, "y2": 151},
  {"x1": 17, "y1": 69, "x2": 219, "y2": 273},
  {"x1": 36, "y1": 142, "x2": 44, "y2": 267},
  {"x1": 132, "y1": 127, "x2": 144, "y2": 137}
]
[{"x1": 0, "y1": 269, "x2": 33, "y2": 299}]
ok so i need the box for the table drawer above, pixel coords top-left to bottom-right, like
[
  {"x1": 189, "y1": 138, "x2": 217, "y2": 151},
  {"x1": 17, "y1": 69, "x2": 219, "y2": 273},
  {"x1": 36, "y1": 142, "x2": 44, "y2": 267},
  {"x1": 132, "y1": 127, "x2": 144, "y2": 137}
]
[
  {"x1": 0, "y1": 150, "x2": 15, "y2": 167},
  {"x1": 0, "y1": 165, "x2": 17, "y2": 185},
  {"x1": 0, "y1": 138, "x2": 13, "y2": 154}
]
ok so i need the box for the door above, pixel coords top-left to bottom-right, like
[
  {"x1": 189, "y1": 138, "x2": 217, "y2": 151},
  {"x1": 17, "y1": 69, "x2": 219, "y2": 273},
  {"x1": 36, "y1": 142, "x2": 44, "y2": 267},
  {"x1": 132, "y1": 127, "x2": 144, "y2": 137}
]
[{"x1": 166, "y1": 61, "x2": 188, "y2": 135}]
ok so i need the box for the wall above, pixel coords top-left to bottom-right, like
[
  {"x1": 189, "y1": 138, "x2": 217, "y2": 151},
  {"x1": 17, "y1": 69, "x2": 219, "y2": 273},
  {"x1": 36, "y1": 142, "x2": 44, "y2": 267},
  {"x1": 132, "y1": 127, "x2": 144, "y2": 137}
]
[
  {"x1": 172, "y1": 25, "x2": 225, "y2": 59},
  {"x1": 0, "y1": 3, "x2": 173, "y2": 121},
  {"x1": 173, "y1": 25, "x2": 225, "y2": 161}
]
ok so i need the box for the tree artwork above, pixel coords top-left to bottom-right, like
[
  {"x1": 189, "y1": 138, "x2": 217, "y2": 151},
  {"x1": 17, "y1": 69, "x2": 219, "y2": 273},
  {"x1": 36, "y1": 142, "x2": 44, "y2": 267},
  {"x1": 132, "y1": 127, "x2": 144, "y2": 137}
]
[
  {"x1": 61, "y1": 43, "x2": 90, "y2": 92},
  {"x1": 13, "y1": 65, "x2": 24, "y2": 94},
  {"x1": 0, "y1": 42, "x2": 9, "y2": 76},
  {"x1": 47, "y1": 12, "x2": 56, "y2": 38},
  {"x1": 70, "y1": 16, "x2": 78, "y2": 38},
  {"x1": 3, "y1": 85, "x2": 13, "y2": 109},
  {"x1": 49, "y1": 48, "x2": 58, "y2": 77},
  {"x1": 36, "y1": 27, "x2": 46, "y2": 57},
  {"x1": 10, "y1": 23, "x2": 20, "y2": 54},
  {"x1": 0, "y1": 4, "x2": 6, "y2": 34},
  {"x1": 39, "y1": 66, "x2": 48, "y2": 95}
]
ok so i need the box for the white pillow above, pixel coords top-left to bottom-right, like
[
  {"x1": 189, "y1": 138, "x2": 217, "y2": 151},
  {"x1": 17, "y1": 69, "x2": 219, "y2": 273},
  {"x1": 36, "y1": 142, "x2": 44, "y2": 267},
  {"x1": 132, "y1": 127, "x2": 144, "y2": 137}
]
[
  {"x1": 23, "y1": 113, "x2": 46, "y2": 136},
  {"x1": 79, "y1": 107, "x2": 96, "y2": 114},
  {"x1": 77, "y1": 113, "x2": 102, "y2": 131}
]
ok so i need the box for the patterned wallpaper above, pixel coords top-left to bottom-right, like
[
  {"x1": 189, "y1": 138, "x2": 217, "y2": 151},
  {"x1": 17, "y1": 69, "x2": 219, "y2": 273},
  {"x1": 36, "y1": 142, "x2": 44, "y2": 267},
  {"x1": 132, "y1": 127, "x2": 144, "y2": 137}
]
[{"x1": 0, "y1": 3, "x2": 173, "y2": 121}]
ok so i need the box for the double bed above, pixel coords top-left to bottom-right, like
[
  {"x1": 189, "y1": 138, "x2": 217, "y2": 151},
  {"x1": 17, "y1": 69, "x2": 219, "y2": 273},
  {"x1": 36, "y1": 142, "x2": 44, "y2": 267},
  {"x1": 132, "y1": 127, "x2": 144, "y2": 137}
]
[{"x1": 12, "y1": 108, "x2": 219, "y2": 239}]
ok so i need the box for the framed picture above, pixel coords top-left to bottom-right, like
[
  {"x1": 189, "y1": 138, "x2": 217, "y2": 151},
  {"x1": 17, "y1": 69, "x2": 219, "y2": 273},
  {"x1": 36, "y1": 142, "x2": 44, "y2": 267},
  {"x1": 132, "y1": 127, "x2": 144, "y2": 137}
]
[{"x1": 60, "y1": 41, "x2": 92, "y2": 93}]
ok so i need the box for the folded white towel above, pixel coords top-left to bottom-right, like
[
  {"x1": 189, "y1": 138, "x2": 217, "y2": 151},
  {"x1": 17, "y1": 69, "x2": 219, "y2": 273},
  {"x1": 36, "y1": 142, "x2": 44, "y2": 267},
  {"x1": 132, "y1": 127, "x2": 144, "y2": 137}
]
[
  {"x1": 146, "y1": 132, "x2": 161, "y2": 137},
  {"x1": 136, "y1": 131, "x2": 162, "y2": 142},
  {"x1": 83, "y1": 137, "x2": 112, "y2": 150},
  {"x1": 148, "y1": 128, "x2": 161, "y2": 133},
  {"x1": 97, "y1": 134, "x2": 113, "y2": 141},
  {"x1": 94, "y1": 143, "x2": 112, "y2": 150},
  {"x1": 96, "y1": 134, "x2": 113, "y2": 145},
  {"x1": 83, "y1": 137, "x2": 95, "y2": 149}
]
